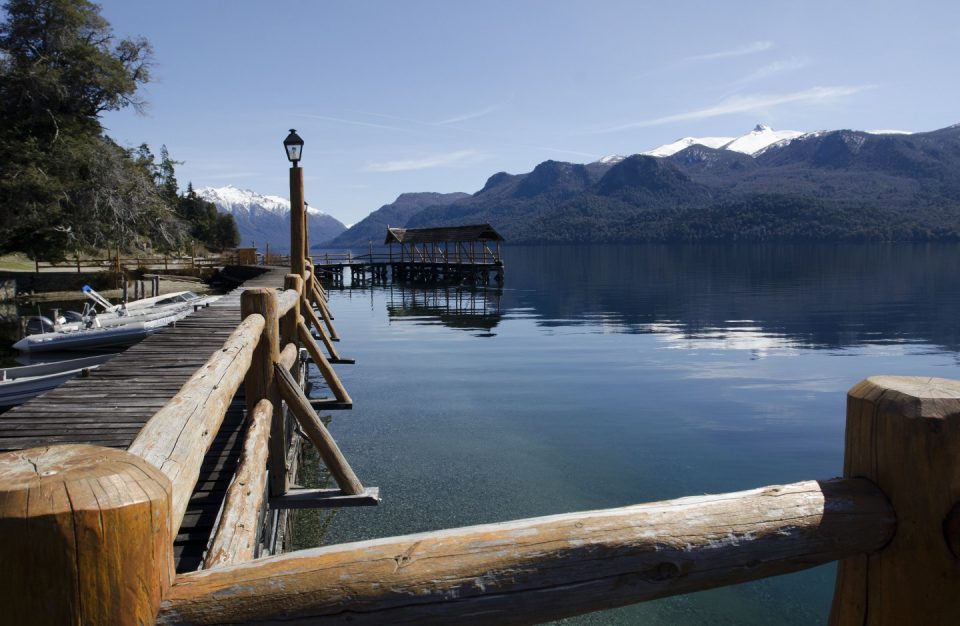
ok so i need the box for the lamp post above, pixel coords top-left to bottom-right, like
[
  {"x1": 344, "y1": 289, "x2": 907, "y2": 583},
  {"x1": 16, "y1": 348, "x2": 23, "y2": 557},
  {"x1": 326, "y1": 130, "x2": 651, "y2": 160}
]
[{"x1": 284, "y1": 129, "x2": 306, "y2": 279}]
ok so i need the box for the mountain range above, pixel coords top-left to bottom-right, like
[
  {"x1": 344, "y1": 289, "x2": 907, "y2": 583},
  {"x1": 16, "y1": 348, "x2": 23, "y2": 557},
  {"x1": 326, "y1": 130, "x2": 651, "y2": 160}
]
[
  {"x1": 324, "y1": 192, "x2": 469, "y2": 249},
  {"x1": 331, "y1": 123, "x2": 960, "y2": 245},
  {"x1": 197, "y1": 185, "x2": 346, "y2": 252}
]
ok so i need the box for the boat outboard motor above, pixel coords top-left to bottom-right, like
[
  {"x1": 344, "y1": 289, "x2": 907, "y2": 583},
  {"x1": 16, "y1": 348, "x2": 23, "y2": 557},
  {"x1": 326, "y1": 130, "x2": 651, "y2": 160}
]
[{"x1": 25, "y1": 316, "x2": 55, "y2": 335}]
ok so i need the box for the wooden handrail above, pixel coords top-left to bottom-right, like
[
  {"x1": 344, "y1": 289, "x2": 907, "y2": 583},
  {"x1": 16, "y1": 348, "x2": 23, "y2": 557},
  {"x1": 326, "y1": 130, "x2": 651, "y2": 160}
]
[
  {"x1": 127, "y1": 313, "x2": 265, "y2": 533},
  {"x1": 274, "y1": 362, "x2": 363, "y2": 495},
  {"x1": 302, "y1": 295, "x2": 341, "y2": 360},
  {"x1": 276, "y1": 287, "x2": 300, "y2": 316},
  {"x1": 241, "y1": 288, "x2": 286, "y2": 498},
  {"x1": 297, "y1": 321, "x2": 351, "y2": 403},
  {"x1": 202, "y1": 397, "x2": 273, "y2": 569},
  {"x1": 157, "y1": 478, "x2": 893, "y2": 625}
]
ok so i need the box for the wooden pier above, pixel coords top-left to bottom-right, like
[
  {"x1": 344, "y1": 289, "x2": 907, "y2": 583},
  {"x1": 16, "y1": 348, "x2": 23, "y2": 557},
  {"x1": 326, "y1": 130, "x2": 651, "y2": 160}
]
[
  {"x1": 0, "y1": 265, "x2": 356, "y2": 570},
  {"x1": 3, "y1": 165, "x2": 960, "y2": 623},
  {"x1": 315, "y1": 224, "x2": 506, "y2": 287}
]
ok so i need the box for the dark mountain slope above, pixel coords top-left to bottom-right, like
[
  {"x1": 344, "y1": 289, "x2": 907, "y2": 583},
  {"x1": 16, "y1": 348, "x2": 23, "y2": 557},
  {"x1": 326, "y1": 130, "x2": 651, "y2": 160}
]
[
  {"x1": 323, "y1": 192, "x2": 469, "y2": 248},
  {"x1": 340, "y1": 123, "x2": 960, "y2": 244}
]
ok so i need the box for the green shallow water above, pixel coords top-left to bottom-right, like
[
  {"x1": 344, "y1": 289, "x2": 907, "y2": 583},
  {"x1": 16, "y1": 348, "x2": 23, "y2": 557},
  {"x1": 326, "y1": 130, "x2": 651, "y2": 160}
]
[{"x1": 295, "y1": 243, "x2": 960, "y2": 624}]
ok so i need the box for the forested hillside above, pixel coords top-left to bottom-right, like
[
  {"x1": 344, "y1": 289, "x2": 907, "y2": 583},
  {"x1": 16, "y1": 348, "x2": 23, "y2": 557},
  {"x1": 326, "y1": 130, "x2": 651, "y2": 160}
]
[{"x1": 0, "y1": 0, "x2": 239, "y2": 260}]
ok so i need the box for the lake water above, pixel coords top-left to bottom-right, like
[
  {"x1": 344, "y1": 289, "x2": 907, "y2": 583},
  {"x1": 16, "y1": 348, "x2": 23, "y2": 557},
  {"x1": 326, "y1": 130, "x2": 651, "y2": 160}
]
[{"x1": 295, "y1": 243, "x2": 960, "y2": 624}]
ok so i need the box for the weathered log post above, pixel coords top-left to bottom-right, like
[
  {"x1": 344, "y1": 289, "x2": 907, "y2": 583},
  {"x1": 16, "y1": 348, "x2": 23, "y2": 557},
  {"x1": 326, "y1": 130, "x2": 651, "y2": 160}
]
[
  {"x1": 241, "y1": 288, "x2": 286, "y2": 497},
  {"x1": 282, "y1": 274, "x2": 303, "y2": 380},
  {"x1": 0, "y1": 444, "x2": 173, "y2": 625},
  {"x1": 831, "y1": 376, "x2": 960, "y2": 624}
]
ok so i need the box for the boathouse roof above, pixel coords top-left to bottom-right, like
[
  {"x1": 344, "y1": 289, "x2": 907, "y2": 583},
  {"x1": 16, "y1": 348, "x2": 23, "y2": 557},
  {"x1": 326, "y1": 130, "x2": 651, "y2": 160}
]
[{"x1": 384, "y1": 224, "x2": 504, "y2": 245}]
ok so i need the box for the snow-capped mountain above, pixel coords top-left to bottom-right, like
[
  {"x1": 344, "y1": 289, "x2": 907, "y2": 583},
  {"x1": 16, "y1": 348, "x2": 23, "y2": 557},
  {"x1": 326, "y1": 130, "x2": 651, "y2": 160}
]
[
  {"x1": 721, "y1": 124, "x2": 805, "y2": 155},
  {"x1": 643, "y1": 135, "x2": 735, "y2": 157},
  {"x1": 197, "y1": 185, "x2": 346, "y2": 251},
  {"x1": 598, "y1": 124, "x2": 813, "y2": 164}
]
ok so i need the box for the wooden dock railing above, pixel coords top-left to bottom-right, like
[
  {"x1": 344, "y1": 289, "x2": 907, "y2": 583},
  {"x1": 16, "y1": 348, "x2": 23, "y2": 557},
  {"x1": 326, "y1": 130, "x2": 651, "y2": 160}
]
[
  {"x1": 35, "y1": 251, "x2": 249, "y2": 273},
  {"x1": 0, "y1": 257, "x2": 372, "y2": 623},
  {"x1": 4, "y1": 347, "x2": 960, "y2": 623},
  {"x1": 4, "y1": 164, "x2": 960, "y2": 623}
]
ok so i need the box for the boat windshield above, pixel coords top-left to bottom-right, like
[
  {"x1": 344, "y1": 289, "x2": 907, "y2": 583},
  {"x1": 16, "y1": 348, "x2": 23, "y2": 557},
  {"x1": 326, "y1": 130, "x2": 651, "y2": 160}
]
[{"x1": 153, "y1": 292, "x2": 198, "y2": 306}]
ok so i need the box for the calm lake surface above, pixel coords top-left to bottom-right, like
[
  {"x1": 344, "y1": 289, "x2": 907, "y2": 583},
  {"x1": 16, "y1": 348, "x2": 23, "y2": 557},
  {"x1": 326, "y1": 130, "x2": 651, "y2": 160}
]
[{"x1": 297, "y1": 243, "x2": 960, "y2": 624}]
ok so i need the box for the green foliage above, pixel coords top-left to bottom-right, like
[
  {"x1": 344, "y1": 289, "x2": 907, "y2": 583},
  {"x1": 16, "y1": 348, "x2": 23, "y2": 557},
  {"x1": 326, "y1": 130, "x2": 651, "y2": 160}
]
[
  {"x1": 0, "y1": 0, "x2": 157, "y2": 257},
  {"x1": 0, "y1": 0, "x2": 239, "y2": 258},
  {"x1": 176, "y1": 185, "x2": 239, "y2": 250}
]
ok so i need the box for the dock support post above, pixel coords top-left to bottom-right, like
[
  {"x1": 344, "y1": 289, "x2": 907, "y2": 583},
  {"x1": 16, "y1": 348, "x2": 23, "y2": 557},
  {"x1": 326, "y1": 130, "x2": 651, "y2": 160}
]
[
  {"x1": 241, "y1": 288, "x2": 286, "y2": 497},
  {"x1": 274, "y1": 364, "x2": 363, "y2": 494},
  {"x1": 282, "y1": 274, "x2": 303, "y2": 380},
  {"x1": 0, "y1": 444, "x2": 174, "y2": 625},
  {"x1": 830, "y1": 376, "x2": 960, "y2": 624}
]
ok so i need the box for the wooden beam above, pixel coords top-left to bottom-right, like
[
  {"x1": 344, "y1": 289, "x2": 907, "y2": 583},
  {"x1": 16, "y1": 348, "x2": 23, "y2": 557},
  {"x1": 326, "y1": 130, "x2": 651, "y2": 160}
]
[
  {"x1": 301, "y1": 299, "x2": 342, "y2": 361},
  {"x1": 297, "y1": 321, "x2": 352, "y2": 404},
  {"x1": 310, "y1": 285, "x2": 339, "y2": 339},
  {"x1": 1, "y1": 445, "x2": 173, "y2": 625},
  {"x1": 158, "y1": 478, "x2": 893, "y2": 625},
  {"x1": 281, "y1": 275, "x2": 303, "y2": 379},
  {"x1": 269, "y1": 487, "x2": 380, "y2": 510},
  {"x1": 202, "y1": 398, "x2": 272, "y2": 569},
  {"x1": 278, "y1": 341, "x2": 298, "y2": 371},
  {"x1": 273, "y1": 362, "x2": 363, "y2": 495},
  {"x1": 241, "y1": 288, "x2": 286, "y2": 498},
  {"x1": 276, "y1": 287, "x2": 300, "y2": 317},
  {"x1": 831, "y1": 376, "x2": 960, "y2": 624},
  {"x1": 308, "y1": 399, "x2": 353, "y2": 410},
  {"x1": 128, "y1": 314, "x2": 264, "y2": 533}
]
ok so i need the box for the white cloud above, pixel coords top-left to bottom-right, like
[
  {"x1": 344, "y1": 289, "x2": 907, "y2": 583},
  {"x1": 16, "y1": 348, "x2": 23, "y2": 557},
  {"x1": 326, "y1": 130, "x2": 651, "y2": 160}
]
[
  {"x1": 295, "y1": 113, "x2": 409, "y2": 132},
  {"x1": 734, "y1": 58, "x2": 810, "y2": 85},
  {"x1": 601, "y1": 85, "x2": 873, "y2": 132},
  {"x1": 366, "y1": 150, "x2": 480, "y2": 172},
  {"x1": 437, "y1": 104, "x2": 502, "y2": 125},
  {"x1": 682, "y1": 41, "x2": 773, "y2": 63}
]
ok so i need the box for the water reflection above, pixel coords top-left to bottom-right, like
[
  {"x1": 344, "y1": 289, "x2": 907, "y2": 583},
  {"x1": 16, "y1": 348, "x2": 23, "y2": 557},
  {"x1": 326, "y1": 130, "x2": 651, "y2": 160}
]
[
  {"x1": 383, "y1": 244, "x2": 960, "y2": 353},
  {"x1": 309, "y1": 243, "x2": 960, "y2": 625},
  {"x1": 386, "y1": 285, "x2": 503, "y2": 336}
]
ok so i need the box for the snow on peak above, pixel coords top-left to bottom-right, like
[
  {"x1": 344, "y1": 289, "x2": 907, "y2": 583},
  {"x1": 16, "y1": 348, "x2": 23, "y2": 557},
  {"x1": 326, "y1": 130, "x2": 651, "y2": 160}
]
[
  {"x1": 642, "y1": 135, "x2": 735, "y2": 158},
  {"x1": 864, "y1": 129, "x2": 913, "y2": 135},
  {"x1": 597, "y1": 154, "x2": 626, "y2": 165},
  {"x1": 723, "y1": 125, "x2": 804, "y2": 155},
  {"x1": 196, "y1": 185, "x2": 324, "y2": 216},
  {"x1": 640, "y1": 125, "x2": 804, "y2": 158}
]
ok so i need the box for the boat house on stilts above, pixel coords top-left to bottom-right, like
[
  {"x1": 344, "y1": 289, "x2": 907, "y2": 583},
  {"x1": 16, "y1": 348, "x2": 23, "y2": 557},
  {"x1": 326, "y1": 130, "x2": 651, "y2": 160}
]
[{"x1": 384, "y1": 224, "x2": 505, "y2": 286}]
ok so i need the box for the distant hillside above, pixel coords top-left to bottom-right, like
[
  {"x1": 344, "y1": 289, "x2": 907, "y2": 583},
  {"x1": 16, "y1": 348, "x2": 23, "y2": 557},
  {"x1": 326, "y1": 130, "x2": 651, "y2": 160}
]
[
  {"x1": 197, "y1": 185, "x2": 346, "y2": 251},
  {"x1": 324, "y1": 192, "x2": 469, "y2": 248},
  {"x1": 401, "y1": 123, "x2": 960, "y2": 242}
]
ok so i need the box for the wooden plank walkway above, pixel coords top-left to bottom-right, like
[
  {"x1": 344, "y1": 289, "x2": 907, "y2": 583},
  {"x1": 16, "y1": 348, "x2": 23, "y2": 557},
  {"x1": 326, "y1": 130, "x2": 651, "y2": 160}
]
[{"x1": 0, "y1": 266, "x2": 287, "y2": 571}]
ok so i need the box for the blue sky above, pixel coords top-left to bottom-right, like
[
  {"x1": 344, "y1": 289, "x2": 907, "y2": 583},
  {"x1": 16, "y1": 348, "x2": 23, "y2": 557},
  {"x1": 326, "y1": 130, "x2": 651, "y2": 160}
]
[{"x1": 96, "y1": 0, "x2": 960, "y2": 226}]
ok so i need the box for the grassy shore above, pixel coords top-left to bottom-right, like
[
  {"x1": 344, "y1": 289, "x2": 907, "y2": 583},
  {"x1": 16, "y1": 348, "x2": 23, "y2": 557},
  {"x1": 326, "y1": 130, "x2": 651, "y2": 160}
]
[{"x1": 0, "y1": 252, "x2": 215, "y2": 301}]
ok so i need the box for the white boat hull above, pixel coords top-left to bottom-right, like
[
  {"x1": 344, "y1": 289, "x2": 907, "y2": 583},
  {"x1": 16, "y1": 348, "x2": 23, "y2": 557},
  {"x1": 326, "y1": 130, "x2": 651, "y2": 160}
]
[
  {"x1": 0, "y1": 354, "x2": 113, "y2": 407},
  {"x1": 14, "y1": 293, "x2": 220, "y2": 354}
]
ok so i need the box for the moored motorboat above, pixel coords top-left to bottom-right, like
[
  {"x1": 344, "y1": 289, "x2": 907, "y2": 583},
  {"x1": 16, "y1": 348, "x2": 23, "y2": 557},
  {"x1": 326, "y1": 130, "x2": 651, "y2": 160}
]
[
  {"x1": 0, "y1": 353, "x2": 114, "y2": 407},
  {"x1": 13, "y1": 307, "x2": 195, "y2": 353},
  {"x1": 14, "y1": 287, "x2": 220, "y2": 353}
]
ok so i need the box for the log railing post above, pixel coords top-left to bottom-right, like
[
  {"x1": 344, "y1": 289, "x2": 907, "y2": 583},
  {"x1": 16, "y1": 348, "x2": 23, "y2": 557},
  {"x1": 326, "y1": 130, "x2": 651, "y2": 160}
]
[
  {"x1": 282, "y1": 274, "x2": 303, "y2": 381},
  {"x1": 0, "y1": 444, "x2": 174, "y2": 625},
  {"x1": 241, "y1": 288, "x2": 286, "y2": 497},
  {"x1": 830, "y1": 376, "x2": 960, "y2": 624}
]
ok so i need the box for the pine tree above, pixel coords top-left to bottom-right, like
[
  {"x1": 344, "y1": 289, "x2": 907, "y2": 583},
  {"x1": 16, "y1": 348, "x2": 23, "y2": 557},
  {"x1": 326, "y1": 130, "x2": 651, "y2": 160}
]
[{"x1": 0, "y1": 0, "x2": 156, "y2": 258}]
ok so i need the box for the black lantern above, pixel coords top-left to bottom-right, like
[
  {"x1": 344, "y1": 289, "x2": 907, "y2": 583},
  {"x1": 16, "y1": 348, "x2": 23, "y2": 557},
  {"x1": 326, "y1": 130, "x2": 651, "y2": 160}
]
[{"x1": 283, "y1": 129, "x2": 304, "y2": 166}]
